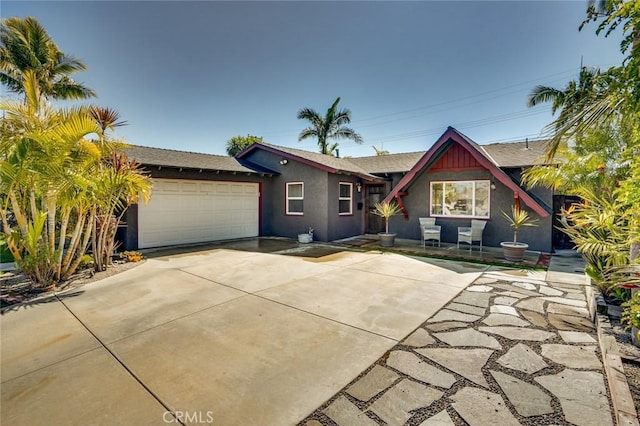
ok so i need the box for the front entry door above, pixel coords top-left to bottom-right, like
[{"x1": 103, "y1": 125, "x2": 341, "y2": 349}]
[{"x1": 366, "y1": 184, "x2": 386, "y2": 234}]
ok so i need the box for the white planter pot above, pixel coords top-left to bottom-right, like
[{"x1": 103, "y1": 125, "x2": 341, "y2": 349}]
[
  {"x1": 298, "y1": 233, "x2": 313, "y2": 243},
  {"x1": 500, "y1": 242, "x2": 529, "y2": 262}
]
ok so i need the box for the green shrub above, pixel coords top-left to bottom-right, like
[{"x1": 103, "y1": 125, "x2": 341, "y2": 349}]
[
  {"x1": 119, "y1": 251, "x2": 143, "y2": 262},
  {"x1": 622, "y1": 292, "x2": 640, "y2": 341},
  {"x1": 0, "y1": 237, "x2": 14, "y2": 263}
]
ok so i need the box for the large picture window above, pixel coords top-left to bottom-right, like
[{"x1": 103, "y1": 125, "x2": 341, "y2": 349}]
[
  {"x1": 286, "y1": 182, "x2": 304, "y2": 215},
  {"x1": 430, "y1": 180, "x2": 490, "y2": 218},
  {"x1": 338, "y1": 182, "x2": 353, "y2": 215}
]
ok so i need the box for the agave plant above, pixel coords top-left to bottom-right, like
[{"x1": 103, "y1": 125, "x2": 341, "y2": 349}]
[
  {"x1": 501, "y1": 206, "x2": 539, "y2": 244},
  {"x1": 373, "y1": 201, "x2": 402, "y2": 234}
]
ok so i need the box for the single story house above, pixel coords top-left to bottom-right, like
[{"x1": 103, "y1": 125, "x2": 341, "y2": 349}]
[{"x1": 121, "y1": 127, "x2": 562, "y2": 253}]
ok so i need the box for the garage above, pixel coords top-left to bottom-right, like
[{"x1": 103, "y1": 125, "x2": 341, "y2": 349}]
[{"x1": 138, "y1": 178, "x2": 260, "y2": 249}]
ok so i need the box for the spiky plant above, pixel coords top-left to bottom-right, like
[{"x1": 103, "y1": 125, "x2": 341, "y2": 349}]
[
  {"x1": 501, "y1": 206, "x2": 538, "y2": 244},
  {"x1": 373, "y1": 201, "x2": 402, "y2": 234}
]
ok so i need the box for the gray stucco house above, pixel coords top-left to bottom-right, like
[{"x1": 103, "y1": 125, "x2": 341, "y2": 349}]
[{"x1": 121, "y1": 127, "x2": 558, "y2": 253}]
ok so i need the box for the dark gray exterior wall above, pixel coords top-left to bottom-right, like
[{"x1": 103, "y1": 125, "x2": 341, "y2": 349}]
[
  {"x1": 388, "y1": 167, "x2": 553, "y2": 252},
  {"x1": 241, "y1": 150, "x2": 366, "y2": 242},
  {"x1": 326, "y1": 173, "x2": 365, "y2": 241}
]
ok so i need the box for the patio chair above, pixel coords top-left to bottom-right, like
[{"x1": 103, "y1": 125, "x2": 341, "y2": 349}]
[
  {"x1": 457, "y1": 219, "x2": 486, "y2": 252},
  {"x1": 419, "y1": 217, "x2": 441, "y2": 247}
]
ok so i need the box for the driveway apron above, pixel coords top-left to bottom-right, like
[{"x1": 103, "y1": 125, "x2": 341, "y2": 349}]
[{"x1": 1, "y1": 249, "x2": 480, "y2": 425}]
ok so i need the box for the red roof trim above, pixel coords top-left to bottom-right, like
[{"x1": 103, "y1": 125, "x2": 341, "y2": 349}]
[
  {"x1": 237, "y1": 143, "x2": 380, "y2": 182},
  {"x1": 383, "y1": 127, "x2": 550, "y2": 217},
  {"x1": 239, "y1": 144, "x2": 337, "y2": 173}
]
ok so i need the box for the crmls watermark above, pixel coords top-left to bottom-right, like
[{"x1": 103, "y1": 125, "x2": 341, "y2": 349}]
[{"x1": 163, "y1": 410, "x2": 214, "y2": 424}]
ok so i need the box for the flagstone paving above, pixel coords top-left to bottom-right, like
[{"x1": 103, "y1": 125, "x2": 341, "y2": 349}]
[{"x1": 301, "y1": 262, "x2": 615, "y2": 425}]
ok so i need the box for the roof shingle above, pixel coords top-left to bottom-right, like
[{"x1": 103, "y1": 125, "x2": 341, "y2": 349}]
[
  {"x1": 480, "y1": 139, "x2": 548, "y2": 168},
  {"x1": 123, "y1": 145, "x2": 261, "y2": 173},
  {"x1": 348, "y1": 152, "x2": 425, "y2": 174}
]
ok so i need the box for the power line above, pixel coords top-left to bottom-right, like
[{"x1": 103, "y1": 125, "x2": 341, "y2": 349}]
[{"x1": 365, "y1": 106, "x2": 552, "y2": 144}]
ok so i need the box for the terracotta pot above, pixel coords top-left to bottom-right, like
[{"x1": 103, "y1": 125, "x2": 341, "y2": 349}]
[
  {"x1": 500, "y1": 242, "x2": 529, "y2": 262},
  {"x1": 379, "y1": 233, "x2": 397, "y2": 247}
]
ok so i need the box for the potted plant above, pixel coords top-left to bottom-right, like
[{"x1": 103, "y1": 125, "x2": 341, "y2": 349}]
[
  {"x1": 374, "y1": 201, "x2": 402, "y2": 247},
  {"x1": 500, "y1": 206, "x2": 538, "y2": 261},
  {"x1": 298, "y1": 227, "x2": 313, "y2": 243}
]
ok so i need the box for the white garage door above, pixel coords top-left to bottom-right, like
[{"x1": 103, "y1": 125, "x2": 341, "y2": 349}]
[{"x1": 138, "y1": 179, "x2": 259, "y2": 249}]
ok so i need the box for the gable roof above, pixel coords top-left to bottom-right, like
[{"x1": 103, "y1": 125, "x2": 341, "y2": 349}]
[
  {"x1": 237, "y1": 142, "x2": 381, "y2": 181},
  {"x1": 123, "y1": 145, "x2": 274, "y2": 174},
  {"x1": 382, "y1": 127, "x2": 551, "y2": 217},
  {"x1": 348, "y1": 151, "x2": 425, "y2": 174}
]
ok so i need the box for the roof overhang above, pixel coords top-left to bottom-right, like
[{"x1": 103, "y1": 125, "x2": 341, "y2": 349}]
[{"x1": 238, "y1": 143, "x2": 382, "y2": 182}]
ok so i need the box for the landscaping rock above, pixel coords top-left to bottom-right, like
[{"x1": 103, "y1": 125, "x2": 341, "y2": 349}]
[
  {"x1": 385, "y1": 351, "x2": 456, "y2": 388},
  {"x1": 482, "y1": 313, "x2": 530, "y2": 327},
  {"x1": 346, "y1": 365, "x2": 399, "y2": 402},
  {"x1": 479, "y1": 326, "x2": 556, "y2": 341},
  {"x1": 540, "y1": 344, "x2": 602, "y2": 369},
  {"x1": 490, "y1": 370, "x2": 553, "y2": 417},
  {"x1": 497, "y1": 343, "x2": 548, "y2": 374},
  {"x1": 450, "y1": 386, "x2": 520, "y2": 426},
  {"x1": 367, "y1": 379, "x2": 443, "y2": 426},
  {"x1": 417, "y1": 347, "x2": 494, "y2": 387},
  {"x1": 426, "y1": 309, "x2": 480, "y2": 324},
  {"x1": 536, "y1": 369, "x2": 613, "y2": 426},
  {"x1": 402, "y1": 328, "x2": 436, "y2": 347},
  {"x1": 418, "y1": 409, "x2": 454, "y2": 425},
  {"x1": 323, "y1": 395, "x2": 377, "y2": 426},
  {"x1": 433, "y1": 328, "x2": 501, "y2": 349}
]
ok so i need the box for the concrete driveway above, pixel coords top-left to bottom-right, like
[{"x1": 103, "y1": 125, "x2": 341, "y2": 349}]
[{"x1": 1, "y1": 249, "x2": 482, "y2": 425}]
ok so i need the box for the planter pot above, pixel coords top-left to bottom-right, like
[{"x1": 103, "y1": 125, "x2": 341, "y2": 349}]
[
  {"x1": 500, "y1": 242, "x2": 529, "y2": 262},
  {"x1": 378, "y1": 232, "x2": 397, "y2": 247},
  {"x1": 298, "y1": 233, "x2": 313, "y2": 243},
  {"x1": 633, "y1": 326, "x2": 640, "y2": 347}
]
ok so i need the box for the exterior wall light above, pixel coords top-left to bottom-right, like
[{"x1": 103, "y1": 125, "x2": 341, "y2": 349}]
[
  {"x1": 356, "y1": 182, "x2": 362, "y2": 193},
  {"x1": 279, "y1": 159, "x2": 288, "y2": 165},
  {"x1": 490, "y1": 181, "x2": 496, "y2": 190}
]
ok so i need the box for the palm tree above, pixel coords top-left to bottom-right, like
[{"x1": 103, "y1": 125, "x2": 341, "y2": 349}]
[
  {"x1": 527, "y1": 67, "x2": 611, "y2": 158},
  {"x1": 0, "y1": 70, "x2": 151, "y2": 283},
  {"x1": 297, "y1": 97, "x2": 363, "y2": 155},
  {"x1": 0, "y1": 16, "x2": 96, "y2": 100},
  {"x1": 0, "y1": 71, "x2": 102, "y2": 284}
]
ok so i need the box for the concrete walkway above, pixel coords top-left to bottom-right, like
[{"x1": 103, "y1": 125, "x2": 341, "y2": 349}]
[
  {"x1": 1, "y1": 248, "x2": 483, "y2": 425},
  {"x1": 302, "y1": 254, "x2": 614, "y2": 426}
]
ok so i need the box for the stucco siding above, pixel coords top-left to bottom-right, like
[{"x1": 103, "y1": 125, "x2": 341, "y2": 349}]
[
  {"x1": 389, "y1": 168, "x2": 553, "y2": 252},
  {"x1": 326, "y1": 174, "x2": 365, "y2": 241},
  {"x1": 243, "y1": 149, "x2": 333, "y2": 241}
]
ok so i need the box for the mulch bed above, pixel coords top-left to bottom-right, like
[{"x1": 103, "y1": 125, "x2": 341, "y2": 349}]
[{"x1": 1, "y1": 260, "x2": 143, "y2": 310}]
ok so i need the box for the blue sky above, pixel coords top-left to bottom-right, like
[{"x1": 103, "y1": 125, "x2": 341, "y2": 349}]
[{"x1": 2, "y1": 1, "x2": 625, "y2": 157}]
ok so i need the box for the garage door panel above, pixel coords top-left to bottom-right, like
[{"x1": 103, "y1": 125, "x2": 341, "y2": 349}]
[{"x1": 138, "y1": 179, "x2": 259, "y2": 249}]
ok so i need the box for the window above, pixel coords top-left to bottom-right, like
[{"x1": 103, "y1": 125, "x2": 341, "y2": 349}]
[
  {"x1": 430, "y1": 180, "x2": 490, "y2": 218},
  {"x1": 286, "y1": 182, "x2": 304, "y2": 215},
  {"x1": 338, "y1": 182, "x2": 353, "y2": 215}
]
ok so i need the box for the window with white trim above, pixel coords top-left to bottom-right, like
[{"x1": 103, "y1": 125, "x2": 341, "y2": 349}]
[
  {"x1": 338, "y1": 182, "x2": 353, "y2": 215},
  {"x1": 286, "y1": 182, "x2": 304, "y2": 215},
  {"x1": 430, "y1": 180, "x2": 490, "y2": 218}
]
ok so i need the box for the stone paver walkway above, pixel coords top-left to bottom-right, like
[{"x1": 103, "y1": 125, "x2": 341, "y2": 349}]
[{"x1": 302, "y1": 260, "x2": 614, "y2": 426}]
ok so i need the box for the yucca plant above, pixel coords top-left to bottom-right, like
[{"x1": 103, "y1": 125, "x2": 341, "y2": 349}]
[
  {"x1": 501, "y1": 206, "x2": 539, "y2": 244},
  {"x1": 373, "y1": 201, "x2": 402, "y2": 234}
]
